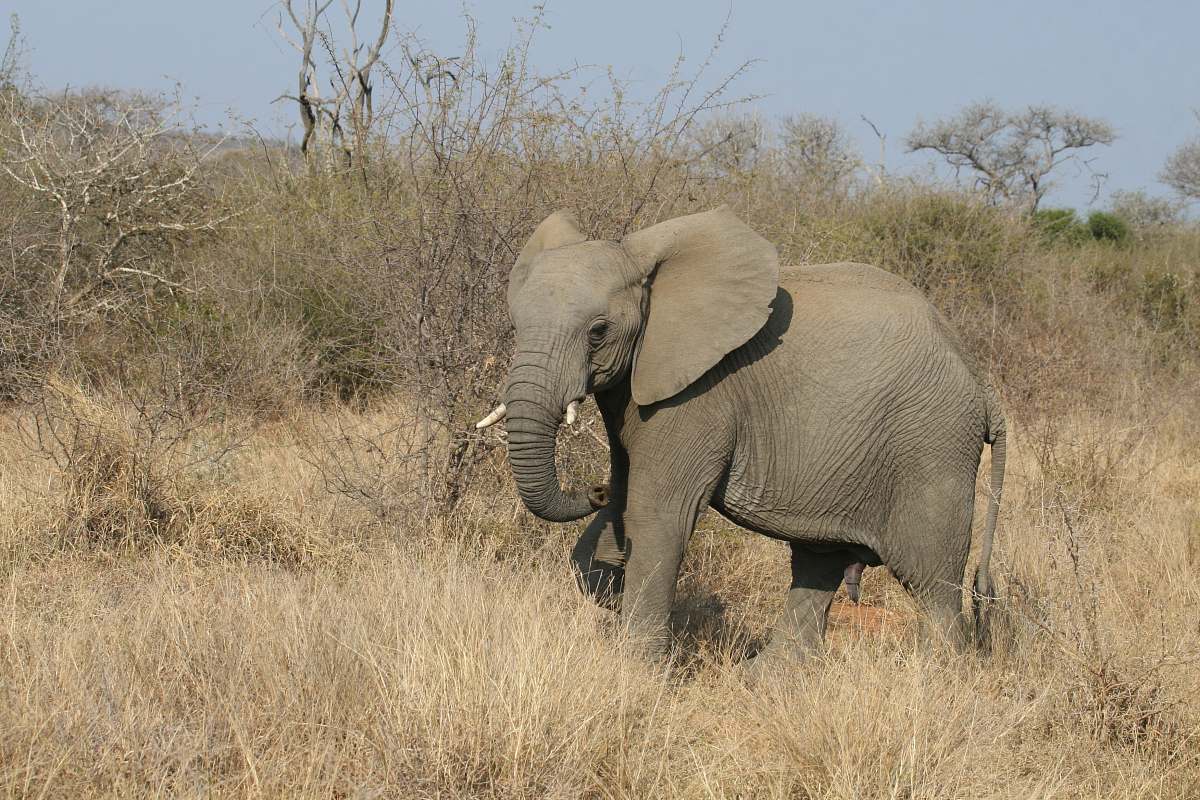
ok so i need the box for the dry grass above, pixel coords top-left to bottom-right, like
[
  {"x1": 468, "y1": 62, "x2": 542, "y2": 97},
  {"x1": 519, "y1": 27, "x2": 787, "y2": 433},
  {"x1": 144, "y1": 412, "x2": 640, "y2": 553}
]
[{"x1": 3, "y1": 390, "x2": 1199, "y2": 799}]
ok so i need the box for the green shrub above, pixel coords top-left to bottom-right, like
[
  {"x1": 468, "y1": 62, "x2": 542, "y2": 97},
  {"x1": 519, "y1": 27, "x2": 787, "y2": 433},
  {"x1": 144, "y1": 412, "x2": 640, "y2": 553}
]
[
  {"x1": 1033, "y1": 208, "x2": 1089, "y2": 245},
  {"x1": 851, "y1": 188, "x2": 1026, "y2": 296},
  {"x1": 1087, "y1": 211, "x2": 1131, "y2": 245}
]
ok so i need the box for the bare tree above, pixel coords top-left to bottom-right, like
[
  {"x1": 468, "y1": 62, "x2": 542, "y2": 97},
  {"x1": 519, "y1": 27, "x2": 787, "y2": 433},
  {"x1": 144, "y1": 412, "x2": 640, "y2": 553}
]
[
  {"x1": 906, "y1": 100, "x2": 1115, "y2": 211},
  {"x1": 1161, "y1": 113, "x2": 1200, "y2": 200},
  {"x1": 688, "y1": 113, "x2": 765, "y2": 179},
  {"x1": 1109, "y1": 189, "x2": 1184, "y2": 231},
  {"x1": 778, "y1": 113, "x2": 859, "y2": 193},
  {"x1": 276, "y1": 0, "x2": 393, "y2": 176},
  {"x1": 0, "y1": 88, "x2": 228, "y2": 323}
]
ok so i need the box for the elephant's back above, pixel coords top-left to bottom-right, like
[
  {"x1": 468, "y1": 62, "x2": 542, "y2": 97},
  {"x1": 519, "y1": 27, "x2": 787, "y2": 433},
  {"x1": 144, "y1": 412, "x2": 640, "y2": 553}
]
[
  {"x1": 780, "y1": 261, "x2": 926, "y2": 299},
  {"x1": 776, "y1": 261, "x2": 977, "y2": 375},
  {"x1": 735, "y1": 260, "x2": 987, "y2": 431},
  {"x1": 766, "y1": 265, "x2": 966, "y2": 393}
]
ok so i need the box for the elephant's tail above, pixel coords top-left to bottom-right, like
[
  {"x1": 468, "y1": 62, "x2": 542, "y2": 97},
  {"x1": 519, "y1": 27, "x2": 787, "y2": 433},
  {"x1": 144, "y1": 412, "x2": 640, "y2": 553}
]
[{"x1": 973, "y1": 385, "x2": 1006, "y2": 650}]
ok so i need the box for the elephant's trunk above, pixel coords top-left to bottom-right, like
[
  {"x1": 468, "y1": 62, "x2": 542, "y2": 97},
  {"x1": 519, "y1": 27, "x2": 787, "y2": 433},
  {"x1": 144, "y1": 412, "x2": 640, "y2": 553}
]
[{"x1": 503, "y1": 361, "x2": 604, "y2": 523}]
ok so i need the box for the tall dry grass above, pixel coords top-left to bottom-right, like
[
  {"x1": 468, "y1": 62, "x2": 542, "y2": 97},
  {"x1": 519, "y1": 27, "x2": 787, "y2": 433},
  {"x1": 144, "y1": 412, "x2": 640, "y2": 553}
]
[{"x1": 2, "y1": 380, "x2": 1199, "y2": 798}]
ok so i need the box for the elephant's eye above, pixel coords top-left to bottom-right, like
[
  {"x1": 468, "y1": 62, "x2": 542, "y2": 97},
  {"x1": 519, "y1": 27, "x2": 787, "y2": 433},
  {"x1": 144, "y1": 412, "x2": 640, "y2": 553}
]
[{"x1": 587, "y1": 319, "x2": 609, "y2": 345}]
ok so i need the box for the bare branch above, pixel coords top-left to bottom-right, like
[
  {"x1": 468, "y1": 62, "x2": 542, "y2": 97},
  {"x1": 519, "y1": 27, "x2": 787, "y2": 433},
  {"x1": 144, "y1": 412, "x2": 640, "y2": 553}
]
[{"x1": 859, "y1": 114, "x2": 887, "y2": 186}]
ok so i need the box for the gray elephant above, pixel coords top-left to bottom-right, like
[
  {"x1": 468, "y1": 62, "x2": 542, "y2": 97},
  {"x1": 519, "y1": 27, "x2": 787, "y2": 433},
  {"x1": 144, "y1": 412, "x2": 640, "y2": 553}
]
[{"x1": 478, "y1": 207, "x2": 1006, "y2": 665}]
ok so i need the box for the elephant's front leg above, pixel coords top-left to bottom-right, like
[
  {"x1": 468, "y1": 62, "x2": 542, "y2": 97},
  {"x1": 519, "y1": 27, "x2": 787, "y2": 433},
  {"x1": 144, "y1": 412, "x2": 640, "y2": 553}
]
[
  {"x1": 620, "y1": 486, "x2": 707, "y2": 660},
  {"x1": 570, "y1": 506, "x2": 626, "y2": 612}
]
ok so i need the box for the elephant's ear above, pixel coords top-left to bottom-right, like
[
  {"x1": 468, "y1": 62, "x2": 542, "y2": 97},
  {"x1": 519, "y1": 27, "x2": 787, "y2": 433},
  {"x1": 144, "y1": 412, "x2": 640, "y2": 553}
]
[
  {"x1": 507, "y1": 211, "x2": 588, "y2": 307},
  {"x1": 622, "y1": 206, "x2": 779, "y2": 406}
]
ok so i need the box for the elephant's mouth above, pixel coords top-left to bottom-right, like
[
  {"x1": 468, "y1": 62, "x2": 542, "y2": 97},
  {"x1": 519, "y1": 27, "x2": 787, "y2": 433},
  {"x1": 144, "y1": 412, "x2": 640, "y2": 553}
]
[
  {"x1": 475, "y1": 397, "x2": 585, "y2": 430},
  {"x1": 478, "y1": 377, "x2": 606, "y2": 522}
]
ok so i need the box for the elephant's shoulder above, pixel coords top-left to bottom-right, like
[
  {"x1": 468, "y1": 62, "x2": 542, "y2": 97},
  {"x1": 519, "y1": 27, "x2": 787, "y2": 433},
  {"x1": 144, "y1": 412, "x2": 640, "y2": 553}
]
[{"x1": 780, "y1": 262, "x2": 923, "y2": 297}]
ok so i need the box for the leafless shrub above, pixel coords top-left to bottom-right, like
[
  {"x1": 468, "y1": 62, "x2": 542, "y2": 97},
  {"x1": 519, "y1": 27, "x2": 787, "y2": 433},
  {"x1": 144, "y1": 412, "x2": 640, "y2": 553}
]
[
  {"x1": 688, "y1": 113, "x2": 766, "y2": 180},
  {"x1": 998, "y1": 417, "x2": 1196, "y2": 754},
  {"x1": 1109, "y1": 189, "x2": 1185, "y2": 233},
  {"x1": 20, "y1": 377, "x2": 334, "y2": 565},
  {"x1": 687, "y1": 112, "x2": 860, "y2": 199},
  {"x1": 1161, "y1": 124, "x2": 1200, "y2": 201},
  {"x1": 1031, "y1": 415, "x2": 1156, "y2": 516},
  {"x1": 777, "y1": 112, "x2": 860, "y2": 195},
  {"x1": 1007, "y1": 517, "x2": 1189, "y2": 752},
  {"x1": 0, "y1": 84, "x2": 231, "y2": 396}
]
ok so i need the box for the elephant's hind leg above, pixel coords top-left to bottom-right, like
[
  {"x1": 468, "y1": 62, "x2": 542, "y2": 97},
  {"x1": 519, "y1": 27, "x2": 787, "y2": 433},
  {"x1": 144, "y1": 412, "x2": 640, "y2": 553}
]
[
  {"x1": 886, "y1": 477, "x2": 974, "y2": 649},
  {"x1": 746, "y1": 545, "x2": 855, "y2": 673}
]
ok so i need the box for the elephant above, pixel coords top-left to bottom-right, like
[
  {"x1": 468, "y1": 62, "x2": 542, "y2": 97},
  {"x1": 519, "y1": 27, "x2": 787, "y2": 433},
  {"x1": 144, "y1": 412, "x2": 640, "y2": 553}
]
[{"x1": 478, "y1": 206, "x2": 1006, "y2": 665}]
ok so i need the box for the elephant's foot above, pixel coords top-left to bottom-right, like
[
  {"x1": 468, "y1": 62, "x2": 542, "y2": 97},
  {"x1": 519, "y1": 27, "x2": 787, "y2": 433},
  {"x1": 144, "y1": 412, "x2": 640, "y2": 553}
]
[
  {"x1": 734, "y1": 637, "x2": 822, "y2": 684},
  {"x1": 734, "y1": 651, "x2": 773, "y2": 685},
  {"x1": 623, "y1": 623, "x2": 674, "y2": 664}
]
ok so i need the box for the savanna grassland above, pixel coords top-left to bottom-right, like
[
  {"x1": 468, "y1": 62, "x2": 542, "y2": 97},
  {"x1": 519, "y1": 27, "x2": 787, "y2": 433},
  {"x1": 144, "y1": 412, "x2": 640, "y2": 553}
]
[{"x1": 2, "y1": 14, "x2": 1200, "y2": 799}]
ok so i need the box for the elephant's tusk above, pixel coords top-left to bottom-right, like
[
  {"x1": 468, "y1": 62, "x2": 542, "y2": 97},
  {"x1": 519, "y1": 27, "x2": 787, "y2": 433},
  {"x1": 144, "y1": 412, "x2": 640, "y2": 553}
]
[
  {"x1": 565, "y1": 400, "x2": 579, "y2": 426},
  {"x1": 475, "y1": 403, "x2": 506, "y2": 429}
]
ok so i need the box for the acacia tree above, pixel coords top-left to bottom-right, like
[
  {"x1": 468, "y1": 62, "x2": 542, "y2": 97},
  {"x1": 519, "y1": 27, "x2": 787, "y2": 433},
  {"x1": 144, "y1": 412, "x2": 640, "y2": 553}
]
[
  {"x1": 906, "y1": 101, "x2": 1115, "y2": 211},
  {"x1": 1161, "y1": 113, "x2": 1200, "y2": 200},
  {"x1": 276, "y1": 0, "x2": 393, "y2": 176}
]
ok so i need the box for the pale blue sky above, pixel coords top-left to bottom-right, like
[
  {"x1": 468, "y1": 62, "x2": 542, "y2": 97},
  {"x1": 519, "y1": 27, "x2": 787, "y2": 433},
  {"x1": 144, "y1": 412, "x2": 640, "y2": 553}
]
[{"x1": 9, "y1": 1, "x2": 1199, "y2": 210}]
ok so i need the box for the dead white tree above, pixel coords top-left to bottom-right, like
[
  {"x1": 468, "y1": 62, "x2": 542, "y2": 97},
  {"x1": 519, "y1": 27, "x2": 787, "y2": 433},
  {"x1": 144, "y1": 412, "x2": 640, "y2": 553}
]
[
  {"x1": 859, "y1": 115, "x2": 887, "y2": 186},
  {"x1": 276, "y1": 0, "x2": 393, "y2": 175},
  {"x1": 906, "y1": 100, "x2": 1115, "y2": 211}
]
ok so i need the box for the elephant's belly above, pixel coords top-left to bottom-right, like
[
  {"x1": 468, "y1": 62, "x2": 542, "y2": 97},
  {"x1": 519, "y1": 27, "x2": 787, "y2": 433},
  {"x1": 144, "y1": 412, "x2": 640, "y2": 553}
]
[{"x1": 710, "y1": 472, "x2": 886, "y2": 555}]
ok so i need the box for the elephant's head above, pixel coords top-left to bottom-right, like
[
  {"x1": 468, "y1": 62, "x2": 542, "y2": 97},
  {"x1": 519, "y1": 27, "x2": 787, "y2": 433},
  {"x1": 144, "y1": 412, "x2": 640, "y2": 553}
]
[{"x1": 481, "y1": 207, "x2": 779, "y2": 522}]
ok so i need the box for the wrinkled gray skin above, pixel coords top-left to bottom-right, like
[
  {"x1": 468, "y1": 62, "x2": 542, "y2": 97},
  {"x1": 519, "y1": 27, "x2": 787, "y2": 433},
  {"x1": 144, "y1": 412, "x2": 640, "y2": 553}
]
[{"x1": 499, "y1": 207, "x2": 1006, "y2": 666}]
